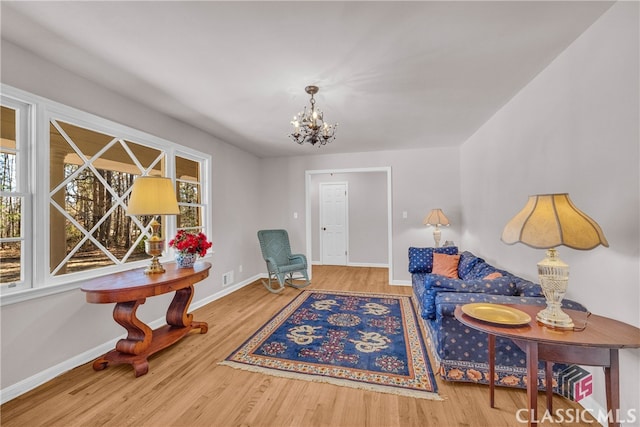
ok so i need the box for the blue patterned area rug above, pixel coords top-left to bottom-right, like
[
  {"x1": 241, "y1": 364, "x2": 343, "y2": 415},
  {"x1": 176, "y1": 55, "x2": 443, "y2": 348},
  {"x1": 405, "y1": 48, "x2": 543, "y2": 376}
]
[{"x1": 220, "y1": 290, "x2": 441, "y2": 400}]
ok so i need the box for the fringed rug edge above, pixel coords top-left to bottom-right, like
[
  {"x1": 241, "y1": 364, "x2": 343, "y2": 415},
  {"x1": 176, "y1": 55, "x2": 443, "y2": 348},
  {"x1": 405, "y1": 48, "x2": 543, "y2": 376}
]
[{"x1": 218, "y1": 360, "x2": 444, "y2": 401}]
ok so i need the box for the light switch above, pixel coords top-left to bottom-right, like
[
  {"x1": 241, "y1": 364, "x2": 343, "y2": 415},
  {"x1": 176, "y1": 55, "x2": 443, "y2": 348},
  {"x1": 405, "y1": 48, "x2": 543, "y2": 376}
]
[
  {"x1": 402, "y1": 211, "x2": 408, "y2": 219},
  {"x1": 293, "y1": 212, "x2": 298, "y2": 219}
]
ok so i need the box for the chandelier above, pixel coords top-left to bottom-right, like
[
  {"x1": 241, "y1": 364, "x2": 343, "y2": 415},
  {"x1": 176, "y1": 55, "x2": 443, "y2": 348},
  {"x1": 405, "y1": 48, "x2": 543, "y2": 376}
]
[{"x1": 289, "y1": 85, "x2": 337, "y2": 146}]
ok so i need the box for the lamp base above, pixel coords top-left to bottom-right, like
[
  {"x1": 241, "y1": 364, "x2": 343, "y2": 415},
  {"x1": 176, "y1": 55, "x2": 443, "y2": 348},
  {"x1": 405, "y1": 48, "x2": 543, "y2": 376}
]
[
  {"x1": 433, "y1": 227, "x2": 442, "y2": 248},
  {"x1": 537, "y1": 248, "x2": 574, "y2": 330},
  {"x1": 536, "y1": 308, "x2": 575, "y2": 330},
  {"x1": 144, "y1": 238, "x2": 166, "y2": 275},
  {"x1": 144, "y1": 255, "x2": 166, "y2": 274}
]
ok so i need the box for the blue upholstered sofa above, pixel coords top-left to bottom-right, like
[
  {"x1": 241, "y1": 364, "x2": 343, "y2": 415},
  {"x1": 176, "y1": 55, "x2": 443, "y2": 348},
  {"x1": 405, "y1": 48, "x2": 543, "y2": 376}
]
[{"x1": 409, "y1": 247, "x2": 587, "y2": 393}]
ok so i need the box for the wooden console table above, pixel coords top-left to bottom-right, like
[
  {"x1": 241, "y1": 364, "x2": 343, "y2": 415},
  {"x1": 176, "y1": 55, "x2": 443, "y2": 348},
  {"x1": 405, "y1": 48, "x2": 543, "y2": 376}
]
[
  {"x1": 81, "y1": 261, "x2": 211, "y2": 377},
  {"x1": 455, "y1": 304, "x2": 640, "y2": 427}
]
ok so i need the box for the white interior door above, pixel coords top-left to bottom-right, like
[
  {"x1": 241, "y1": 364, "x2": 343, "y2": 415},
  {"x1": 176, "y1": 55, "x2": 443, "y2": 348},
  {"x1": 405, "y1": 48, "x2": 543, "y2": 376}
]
[{"x1": 320, "y1": 182, "x2": 348, "y2": 265}]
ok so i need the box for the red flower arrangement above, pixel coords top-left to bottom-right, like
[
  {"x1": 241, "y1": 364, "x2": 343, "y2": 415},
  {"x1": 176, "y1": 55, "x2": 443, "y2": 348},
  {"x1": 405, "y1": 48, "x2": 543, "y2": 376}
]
[{"x1": 169, "y1": 230, "x2": 212, "y2": 257}]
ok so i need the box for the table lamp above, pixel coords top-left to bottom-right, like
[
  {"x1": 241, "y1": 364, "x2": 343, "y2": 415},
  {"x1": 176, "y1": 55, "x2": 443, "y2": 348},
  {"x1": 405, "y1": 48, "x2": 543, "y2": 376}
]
[
  {"x1": 501, "y1": 193, "x2": 608, "y2": 329},
  {"x1": 423, "y1": 208, "x2": 450, "y2": 247},
  {"x1": 127, "y1": 176, "x2": 180, "y2": 274}
]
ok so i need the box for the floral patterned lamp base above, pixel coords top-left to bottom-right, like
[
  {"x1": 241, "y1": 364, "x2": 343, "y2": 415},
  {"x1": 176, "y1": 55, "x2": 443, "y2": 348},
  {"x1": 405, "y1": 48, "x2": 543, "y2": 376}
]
[{"x1": 175, "y1": 252, "x2": 197, "y2": 268}]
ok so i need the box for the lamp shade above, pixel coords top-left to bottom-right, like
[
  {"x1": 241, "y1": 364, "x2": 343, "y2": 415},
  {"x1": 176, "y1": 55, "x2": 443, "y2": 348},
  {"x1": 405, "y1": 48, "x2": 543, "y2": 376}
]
[
  {"x1": 127, "y1": 176, "x2": 180, "y2": 216},
  {"x1": 501, "y1": 193, "x2": 608, "y2": 250},
  {"x1": 423, "y1": 209, "x2": 450, "y2": 227}
]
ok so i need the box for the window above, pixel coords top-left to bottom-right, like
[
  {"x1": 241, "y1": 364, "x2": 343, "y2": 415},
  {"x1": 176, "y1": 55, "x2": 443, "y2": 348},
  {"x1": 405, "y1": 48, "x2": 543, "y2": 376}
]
[
  {"x1": 48, "y1": 119, "x2": 165, "y2": 276},
  {"x1": 176, "y1": 155, "x2": 207, "y2": 234},
  {"x1": 1, "y1": 85, "x2": 210, "y2": 301},
  {"x1": 0, "y1": 98, "x2": 31, "y2": 292}
]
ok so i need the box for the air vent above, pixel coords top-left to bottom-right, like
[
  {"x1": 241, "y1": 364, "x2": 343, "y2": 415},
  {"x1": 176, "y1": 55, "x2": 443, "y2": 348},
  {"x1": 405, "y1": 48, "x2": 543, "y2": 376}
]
[{"x1": 222, "y1": 271, "x2": 234, "y2": 287}]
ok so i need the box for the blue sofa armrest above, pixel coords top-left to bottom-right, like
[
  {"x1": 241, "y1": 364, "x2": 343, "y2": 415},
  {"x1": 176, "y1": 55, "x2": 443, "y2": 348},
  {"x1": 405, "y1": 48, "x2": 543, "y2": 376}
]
[
  {"x1": 432, "y1": 275, "x2": 519, "y2": 295},
  {"x1": 514, "y1": 278, "x2": 545, "y2": 297},
  {"x1": 421, "y1": 274, "x2": 520, "y2": 319}
]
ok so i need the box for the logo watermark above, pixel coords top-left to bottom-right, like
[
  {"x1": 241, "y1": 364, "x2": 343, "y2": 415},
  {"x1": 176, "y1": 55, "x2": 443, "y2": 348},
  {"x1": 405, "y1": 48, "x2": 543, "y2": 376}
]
[{"x1": 515, "y1": 408, "x2": 638, "y2": 424}]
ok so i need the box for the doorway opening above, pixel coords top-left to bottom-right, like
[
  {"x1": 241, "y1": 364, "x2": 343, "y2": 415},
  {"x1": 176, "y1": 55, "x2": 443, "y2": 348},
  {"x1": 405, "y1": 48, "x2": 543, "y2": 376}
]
[{"x1": 305, "y1": 167, "x2": 392, "y2": 284}]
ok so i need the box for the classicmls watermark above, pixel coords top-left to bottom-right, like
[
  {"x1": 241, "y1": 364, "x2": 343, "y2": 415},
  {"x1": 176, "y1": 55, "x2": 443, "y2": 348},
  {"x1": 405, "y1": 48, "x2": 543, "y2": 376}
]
[{"x1": 515, "y1": 408, "x2": 638, "y2": 424}]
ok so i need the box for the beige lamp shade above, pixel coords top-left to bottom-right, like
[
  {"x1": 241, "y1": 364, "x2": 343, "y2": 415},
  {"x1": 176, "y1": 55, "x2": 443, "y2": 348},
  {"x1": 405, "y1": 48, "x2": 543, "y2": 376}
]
[
  {"x1": 127, "y1": 176, "x2": 180, "y2": 216},
  {"x1": 501, "y1": 193, "x2": 608, "y2": 250},
  {"x1": 423, "y1": 209, "x2": 450, "y2": 227}
]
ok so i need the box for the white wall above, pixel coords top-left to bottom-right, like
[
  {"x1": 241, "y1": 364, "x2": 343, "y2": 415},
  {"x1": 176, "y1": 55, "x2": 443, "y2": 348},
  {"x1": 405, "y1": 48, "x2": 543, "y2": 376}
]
[
  {"x1": 259, "y1": 147, "x2": 462, "y2": 284},
  {"x1": 0, "y1": 41, "x2": 265, "y2": 393},
  {"x1": 460, "y1": 2, "x2": 639, "y2": 421},
  {"x1": 310, "y1": 172, "x2": 388, "y2": 266}
]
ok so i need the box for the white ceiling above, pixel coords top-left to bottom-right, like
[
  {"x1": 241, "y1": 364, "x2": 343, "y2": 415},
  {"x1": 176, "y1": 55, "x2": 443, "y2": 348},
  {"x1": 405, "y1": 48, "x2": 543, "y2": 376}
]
[{"x1": 1, "y1": 1, "x2": 613, "y2": 158}]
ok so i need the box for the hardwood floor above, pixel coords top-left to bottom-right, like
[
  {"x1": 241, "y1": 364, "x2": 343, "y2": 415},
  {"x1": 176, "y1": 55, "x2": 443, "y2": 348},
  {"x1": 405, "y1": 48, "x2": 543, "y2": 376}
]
[{"x1": 1, "y1": 266, "x2": 594, "y2": 426}]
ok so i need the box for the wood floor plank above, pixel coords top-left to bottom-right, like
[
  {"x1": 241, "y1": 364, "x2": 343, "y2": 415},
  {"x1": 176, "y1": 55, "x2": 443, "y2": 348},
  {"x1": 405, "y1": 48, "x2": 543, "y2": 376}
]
[{"x1": 1, "y1": 266, "x2": 595, "y2": 426}]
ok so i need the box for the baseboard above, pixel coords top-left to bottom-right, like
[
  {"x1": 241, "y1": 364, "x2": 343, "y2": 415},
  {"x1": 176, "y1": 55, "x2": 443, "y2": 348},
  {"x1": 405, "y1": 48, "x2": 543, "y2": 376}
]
[
  {"x1": 347, "y1": 262, "x2": 389, "y2": 268},
  {"x1": 0, "y1": 274, "x2": 261, "y2": 405},
  {"x1": 311, "y1": 262, "x2": 389, "y2": 268},
  {"x1": 390, "y1": 279, "x2": 411, "y2": 286}
]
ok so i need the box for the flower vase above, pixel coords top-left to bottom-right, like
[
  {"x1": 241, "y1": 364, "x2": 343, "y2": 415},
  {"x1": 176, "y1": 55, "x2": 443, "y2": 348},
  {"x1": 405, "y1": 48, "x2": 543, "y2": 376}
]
[{"x1": 175, "y1": 252, "x2": 197, "y2": 268}]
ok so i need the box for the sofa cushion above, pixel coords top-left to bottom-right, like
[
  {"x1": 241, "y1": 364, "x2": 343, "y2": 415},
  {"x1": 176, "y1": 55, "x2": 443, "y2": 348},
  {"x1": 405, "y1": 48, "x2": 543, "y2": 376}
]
[
  {"x1": 467, "y1": 259, "x2": 499, "y2": 279},
  {"x1": 433, "y1": 276, "x2": 518, "y2": 296},
  {"x1": 422, "y1": 275, "x2": 519, "y2": 320},
  {"x1": 432, "y1": 253, "x2": 460, "y2": 278},
  {"x1": 457, "y1": 251, "x2": 482, "y2": 279},
  {"x1": 408, "y1": 246, "x2": 458, "y2": 273}
]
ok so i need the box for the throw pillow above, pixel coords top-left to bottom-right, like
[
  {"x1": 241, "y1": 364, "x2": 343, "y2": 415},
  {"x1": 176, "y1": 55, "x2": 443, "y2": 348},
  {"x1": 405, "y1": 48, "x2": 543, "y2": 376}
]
[
  {"x1": 432, "y1": 253, "x2": 460, "y2": 278},
  {"x1": 408, "y1": 246, "x2": 458, "y2": 273},
  {"x1": 483, "y1": 272, "x2": 503, "y2": 280}
]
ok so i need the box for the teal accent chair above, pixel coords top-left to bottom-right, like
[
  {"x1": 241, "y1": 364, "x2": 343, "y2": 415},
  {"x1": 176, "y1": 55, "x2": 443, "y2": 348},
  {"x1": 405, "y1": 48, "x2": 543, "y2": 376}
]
[{"x1": 257, "y1": 229, "x2": 311, "y2": 293}]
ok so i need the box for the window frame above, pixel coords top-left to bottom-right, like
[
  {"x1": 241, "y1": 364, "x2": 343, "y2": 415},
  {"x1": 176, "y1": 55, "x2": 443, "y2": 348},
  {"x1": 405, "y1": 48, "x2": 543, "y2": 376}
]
[
  {"x1": 0, "y1": 93, "x2": 34, "y2": 294},
  {"x1": 175, "y1": 151, "x2": 210, "y2": 235},
  {"x1": 0, "y1": 84, "x2": 212, "y2": 306}
]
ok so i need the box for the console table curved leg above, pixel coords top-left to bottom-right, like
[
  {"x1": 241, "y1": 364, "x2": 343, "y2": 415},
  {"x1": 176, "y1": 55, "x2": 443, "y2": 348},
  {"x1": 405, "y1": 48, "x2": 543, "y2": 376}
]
[
  {"x1": 194, "y1": 321, "x2": 208, "y2": 334},
  {"x1": 167, "y1": 285, "x2": 195, "y2": 327},
  {"x1": 92, "y1": 357, "x2": 109, "y2": 371},
  {"x1": 131, "y1": 358, "x2": 149, "y2": 377},
  {"x1": 113, "y1": 299, "x2": 153, "y2": 355}
]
